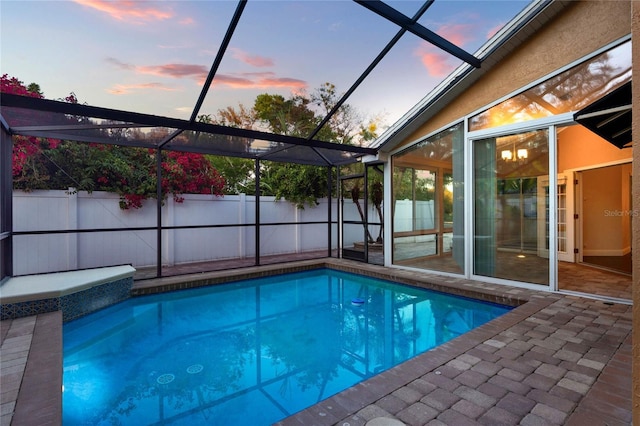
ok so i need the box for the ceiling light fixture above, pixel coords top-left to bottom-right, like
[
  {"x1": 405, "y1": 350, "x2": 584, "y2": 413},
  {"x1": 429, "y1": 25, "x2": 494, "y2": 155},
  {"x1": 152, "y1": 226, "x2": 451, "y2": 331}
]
[{"x1": 501, "y1": 143, "x2": 527, "y2": 162}]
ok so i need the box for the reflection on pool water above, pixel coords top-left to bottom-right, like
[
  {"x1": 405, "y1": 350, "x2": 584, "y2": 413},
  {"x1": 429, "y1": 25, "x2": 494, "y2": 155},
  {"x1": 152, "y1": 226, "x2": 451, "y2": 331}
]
[{"x1": 63, "y1": 268, "x2": 511, "y2": 425}]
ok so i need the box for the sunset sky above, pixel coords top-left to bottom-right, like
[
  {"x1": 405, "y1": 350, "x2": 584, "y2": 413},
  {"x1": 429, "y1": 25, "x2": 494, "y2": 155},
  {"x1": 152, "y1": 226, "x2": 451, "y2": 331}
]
[{"x1": 1, "y1": 0, "x2": 530, "y2": 129}]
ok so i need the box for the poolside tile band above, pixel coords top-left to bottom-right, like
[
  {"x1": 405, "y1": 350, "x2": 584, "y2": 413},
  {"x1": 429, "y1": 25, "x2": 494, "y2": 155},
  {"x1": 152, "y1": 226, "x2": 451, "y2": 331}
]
[{"x1": 1, "y1": 276, "x2": 132, "y2": 322}]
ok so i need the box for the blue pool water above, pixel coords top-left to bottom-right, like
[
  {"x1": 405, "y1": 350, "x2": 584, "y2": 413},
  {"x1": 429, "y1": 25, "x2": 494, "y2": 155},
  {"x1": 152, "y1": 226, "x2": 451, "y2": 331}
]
[{"x1": 63, "y1": 269, "x2": 511, "y2": 425}]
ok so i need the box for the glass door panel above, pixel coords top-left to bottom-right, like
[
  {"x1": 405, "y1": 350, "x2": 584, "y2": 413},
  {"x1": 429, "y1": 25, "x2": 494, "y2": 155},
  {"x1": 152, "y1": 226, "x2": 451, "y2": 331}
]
[
  {"x1": 341, "y1": 176, "x2": 367, "y2": 262},
  {"x1": 340, "y1": 165, "x2": 384, "y2": 265},
  {"x1": 391, "y1": 122, "x2": 464, "y2": 274},
  {"x1": 473, "y1": 129, "x2": 550, "y2": 285}
]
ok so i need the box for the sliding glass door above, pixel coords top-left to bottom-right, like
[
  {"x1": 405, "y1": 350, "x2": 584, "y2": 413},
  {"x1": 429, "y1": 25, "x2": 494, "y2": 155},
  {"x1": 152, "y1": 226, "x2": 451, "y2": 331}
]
[
  {"x1": 473, "y1": 129, "x2": 549, "y2": 285},
  {"x1": 391, "y1": 123, "x2": 464, "y2": 274}
]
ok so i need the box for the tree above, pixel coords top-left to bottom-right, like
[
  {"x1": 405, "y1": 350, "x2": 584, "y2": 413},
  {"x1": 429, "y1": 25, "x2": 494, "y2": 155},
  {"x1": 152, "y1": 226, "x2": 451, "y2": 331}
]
[
  {"x1": 254, "y1": 93, "x2": 317, "y2": 137},
  {"x1": 2, "y1": 74, "x2": 226, "y2": 209},
  {"x1": 252, "y1": 91, "x2": 331, "y2": 208},
  {"x1": 2, "y1": 74, "x2": 61, "y2": 188},
  {"x1": 198, "y1": 114, "x2": 256, "y2": 196},
  {"x1": 311, "y1": 82, "x2": 359, "y2": 144},
  {"x1": 207, "y1": 91, "x2": 334, "y2": 207},
  {"x1": 251, "y1": 84, "x2": 383, "y2": 208}
]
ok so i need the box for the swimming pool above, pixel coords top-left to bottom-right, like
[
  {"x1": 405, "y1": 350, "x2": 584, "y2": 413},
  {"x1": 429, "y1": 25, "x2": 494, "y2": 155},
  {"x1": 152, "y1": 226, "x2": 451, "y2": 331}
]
[{"x1": 63, "y1": 268, "x2": 511, "y2": 425}]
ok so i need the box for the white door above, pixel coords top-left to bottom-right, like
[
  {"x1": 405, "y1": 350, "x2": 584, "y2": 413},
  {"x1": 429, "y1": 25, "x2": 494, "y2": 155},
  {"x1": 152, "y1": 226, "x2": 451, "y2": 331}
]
[{"x1": 537, "y1": 173, "x2": 575, "y2": 262}]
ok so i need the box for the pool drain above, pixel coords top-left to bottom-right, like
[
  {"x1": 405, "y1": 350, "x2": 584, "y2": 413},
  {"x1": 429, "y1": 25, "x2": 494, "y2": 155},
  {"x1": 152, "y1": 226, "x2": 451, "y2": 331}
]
[
  {"x1": 156, "y1": 373, "x2": 175, "y2": 385},
  {"x1": 186, "y1": 364, "x2": 204, "y2": 374}
]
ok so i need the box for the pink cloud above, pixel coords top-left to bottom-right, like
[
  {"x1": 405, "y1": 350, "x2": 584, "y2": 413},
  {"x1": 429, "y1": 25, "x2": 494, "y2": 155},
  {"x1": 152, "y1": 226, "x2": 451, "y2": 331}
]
[
  {"x1": 413, "y1": 18, "x2": 487, "y2": 76},
  {"x1": 107, "y1": 82, "x2": 177, "y2": 95},
  {"x1": 73, "y1": 0, "x2": 173, "y2": 24},
  {"x1": 256, "y1": 77, "x2": 307, "y2": 89},
  {"x1": 106, "y1": 58, "x2": 306, "y2": 92},
  {"x1": 136, "y1": 64, "x2": 210, "y2": 80},
  {"x1": 214, "y1": 73, "x2": 307, "y2": 90},
  {"x1": 230, "y1": 48, "x2": 274, "y2": 68},
  {"x1": 179, "y1": 17, "x2": 195, "y2": 26},
  {"x1": 211, "y1": 75, "x2": 255, "y2": 88},
  {"x1": 414, "y1": 45, "x2": 456, "y2": 77},
  {"x1": 436, "y1": 23, "x2": 476, "y2": 47}
]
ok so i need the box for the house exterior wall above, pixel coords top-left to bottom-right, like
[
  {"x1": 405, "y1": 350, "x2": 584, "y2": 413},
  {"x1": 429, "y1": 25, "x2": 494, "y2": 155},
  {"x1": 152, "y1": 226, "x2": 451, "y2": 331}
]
[
  {"x1": 631, "y1": 2, "x2": 639, "y2": 425},
  {"x1": 384, "y1": 0, "x2": 632, "y2": 290},
  {"x1": 399, "y1": 0, "x2": 632, "y2": 148}
]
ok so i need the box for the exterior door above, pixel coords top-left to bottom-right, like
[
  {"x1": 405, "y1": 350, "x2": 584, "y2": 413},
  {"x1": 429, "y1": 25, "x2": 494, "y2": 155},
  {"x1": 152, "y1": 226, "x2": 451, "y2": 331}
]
[
  {"x1": 339, "y1": 164, "x2": 384, "y2": 265},
  {"x1": 537, "y1": 173, "x2": 575, "y2": 262}
]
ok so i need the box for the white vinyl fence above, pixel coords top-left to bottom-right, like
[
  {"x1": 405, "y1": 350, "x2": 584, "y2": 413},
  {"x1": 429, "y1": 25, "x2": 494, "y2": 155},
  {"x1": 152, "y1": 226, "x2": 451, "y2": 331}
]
[
  {"x1": 12, "y1": 190, "x2": 343, "y2": 275},
  {"x1": 12, "y1": 190, "x2": 419, "y2": 276}
]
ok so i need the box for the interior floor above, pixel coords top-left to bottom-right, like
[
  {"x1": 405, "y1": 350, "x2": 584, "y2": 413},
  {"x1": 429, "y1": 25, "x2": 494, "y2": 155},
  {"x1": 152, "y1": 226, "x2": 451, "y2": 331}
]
[
  {"x1": 559, "y1": 260, "x2": 632, "y2": 300},
  {"x1": 392, "y1": 249, "x2": 631, "y2": 301},
  {"x1": 582, "y1": 253, "x2": 632, "y2": 275}
]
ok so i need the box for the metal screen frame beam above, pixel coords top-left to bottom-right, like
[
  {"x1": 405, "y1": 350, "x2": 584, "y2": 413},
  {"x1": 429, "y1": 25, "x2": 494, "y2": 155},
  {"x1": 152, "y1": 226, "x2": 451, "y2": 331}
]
[
  {"x1": 1, "y1": 93, "x2": 376, "y2": 163},
  {"x1": 309, "y1": 0, "x2": 435, "y2": 140},
  {"x1": 1, "y1": 126, "x2": 12, "y2": 279},
  {"x1": 190, "y1": 0, "x2": 247, "y2": 123},
  {"x1": 354, "y1": 0, "x2": 481, "y2": 68}
]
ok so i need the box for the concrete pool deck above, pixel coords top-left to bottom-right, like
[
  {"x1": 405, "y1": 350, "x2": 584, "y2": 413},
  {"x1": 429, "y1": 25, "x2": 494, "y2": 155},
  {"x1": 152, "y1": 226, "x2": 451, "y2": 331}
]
[{"x1": 0, "y1": 258, "x2": 632, "y2": 425}]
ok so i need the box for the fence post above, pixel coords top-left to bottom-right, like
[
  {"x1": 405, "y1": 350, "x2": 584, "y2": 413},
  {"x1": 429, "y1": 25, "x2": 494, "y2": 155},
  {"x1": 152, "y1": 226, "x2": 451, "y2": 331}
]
[
  {"x1": 239, "y1": 193, "x2": 246, "y2": 258},
  {"x1": 295, "y1": 204, "x2": 301, "y2": 254},
  {"x1": 165, "y1": 196, "x2": 175, "y2": 266},
  {"x1": 67, "y1": 188, "x2": 78, "y2": 270}
]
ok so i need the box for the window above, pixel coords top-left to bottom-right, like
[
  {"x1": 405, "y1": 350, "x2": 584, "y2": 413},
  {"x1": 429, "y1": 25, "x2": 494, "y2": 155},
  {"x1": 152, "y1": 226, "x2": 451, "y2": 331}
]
[
  {"x1": 391, "y1": 123, "x2": 464, "y2": 274},
  {"x1": 469, "y1": 40, "x2": 631, "y2": 131}
]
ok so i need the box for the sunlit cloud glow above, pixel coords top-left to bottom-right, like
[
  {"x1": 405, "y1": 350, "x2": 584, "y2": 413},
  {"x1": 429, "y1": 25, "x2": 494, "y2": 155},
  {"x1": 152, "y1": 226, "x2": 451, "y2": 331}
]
[
  {"x1": 106, "y1": 57, "x2": 307, "y2": 91},
  {"x1": 73, "y1": 0, "x2": 173, "y2": 24},
  {"x1": 214, "y1": 72, "x2": 307, "y2": 90},
  {"x1": 136, "y1": 64, "x2": 209, "y2": 80},
  {"x1": 415, "y1": 19, "x2": 481, "y2": 77},
  {"x1": 179, "y1": 17, "x2": 195, "y2": 26},
  {"x1": 437, "y1": 23, "x2": 477, "y2": 47},
  {"x1": 230, "y1": 48, "x2": 274, "y2": 67},
  {"x1": 107, "y1": 82, "x2": 177, "y2": 95},
  {"x1": 414, "y1": 45, "x2": 457, "y2": 77}
]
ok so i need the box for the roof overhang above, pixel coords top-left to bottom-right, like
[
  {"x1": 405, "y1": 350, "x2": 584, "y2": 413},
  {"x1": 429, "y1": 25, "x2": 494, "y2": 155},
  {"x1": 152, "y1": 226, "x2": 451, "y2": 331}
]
[{"x1": 573, "y1": 81, "x2": 632, "y2": 149}]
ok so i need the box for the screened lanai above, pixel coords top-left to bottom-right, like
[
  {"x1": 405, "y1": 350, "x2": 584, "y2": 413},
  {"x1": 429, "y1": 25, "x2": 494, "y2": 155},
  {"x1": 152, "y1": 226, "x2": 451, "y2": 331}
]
[{"x1": 1, "y1": 0, "x2": 536, "y2": 282}]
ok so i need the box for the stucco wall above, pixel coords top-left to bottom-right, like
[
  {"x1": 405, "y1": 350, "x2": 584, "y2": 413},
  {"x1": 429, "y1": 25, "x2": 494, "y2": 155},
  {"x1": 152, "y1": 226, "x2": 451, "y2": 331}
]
[
  {"x1": 621, "y1": 162, "x2": 632, "y2": 251},
  {"x1": 401, "y1": 0, "x2": 631, "y2": 145},
  {"x1": 631, "y1": 2, "x2": 639, "y2": 424}
]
